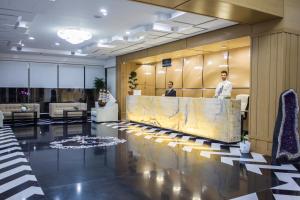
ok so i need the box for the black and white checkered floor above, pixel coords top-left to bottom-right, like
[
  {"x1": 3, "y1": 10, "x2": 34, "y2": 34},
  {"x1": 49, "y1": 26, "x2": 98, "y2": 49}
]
[
  {"x1": 1, "y1": 121, "x2": 300, "y2": 200},
  {"x1": 0, "y1": 125, "x2": 45, "y2": 200},
  {"x1": 101, "y1": 121, "x2": 300, "y2": 200}
]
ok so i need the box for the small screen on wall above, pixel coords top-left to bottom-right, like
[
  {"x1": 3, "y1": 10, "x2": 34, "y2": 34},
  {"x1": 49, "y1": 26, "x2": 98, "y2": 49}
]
[{"x1": 162, "y1": 58, "x2": 172, "y2": 67}]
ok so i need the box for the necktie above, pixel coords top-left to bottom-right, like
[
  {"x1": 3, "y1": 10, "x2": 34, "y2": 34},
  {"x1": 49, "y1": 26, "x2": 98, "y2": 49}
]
[{"x1": 217, "y1": 85, "x2": 224, "y2": 96}]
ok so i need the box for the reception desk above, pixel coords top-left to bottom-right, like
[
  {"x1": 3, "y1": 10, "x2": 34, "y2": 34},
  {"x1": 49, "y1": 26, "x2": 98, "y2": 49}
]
[{"x1": 126, "y1": 96, "x2": 241, "y2": 143}]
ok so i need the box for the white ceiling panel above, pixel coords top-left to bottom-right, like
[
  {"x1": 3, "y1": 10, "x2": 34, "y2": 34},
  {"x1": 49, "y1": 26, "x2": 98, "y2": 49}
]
[
  {"x1": 171, "y1": 12, "x2": 215, "y2": 25},
  {"x1": 0, "y1": 0, "x2": 238, "y2": 59},
  {"x1": 144, "y1": 37, "x2": 174, "y2": 45},
  {"x1": 177, "y1": 27, "x2": 205, "y2": 35},
  {"x1": 163, "y1": 32, "x2": 185, "y2": 39}
]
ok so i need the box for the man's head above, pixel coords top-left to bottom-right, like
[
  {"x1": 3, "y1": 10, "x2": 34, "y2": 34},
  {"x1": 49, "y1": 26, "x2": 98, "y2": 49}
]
[
  {"x1": 221, "y1": 71, "x2": 228, "y2": 81},
  {"x1": 167, "y1": 81, "x2": 174, "y2": 89}
]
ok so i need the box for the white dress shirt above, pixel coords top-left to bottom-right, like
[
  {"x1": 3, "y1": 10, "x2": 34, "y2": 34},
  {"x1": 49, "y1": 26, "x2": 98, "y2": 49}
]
[{"x1": 215, "y1": 80, "x2": 232, "y2": 99}]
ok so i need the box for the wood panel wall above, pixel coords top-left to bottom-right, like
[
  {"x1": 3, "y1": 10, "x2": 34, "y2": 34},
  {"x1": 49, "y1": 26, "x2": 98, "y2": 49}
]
[
  {"x1": 250, "y1": 32, "x2": 300, "y2": 155},
  {"x1": 135, "y1": 47, "x2": 250, "y2": 98},
  {"x1": 117, "y1": 60, "x2": 139, "y2": 119}
]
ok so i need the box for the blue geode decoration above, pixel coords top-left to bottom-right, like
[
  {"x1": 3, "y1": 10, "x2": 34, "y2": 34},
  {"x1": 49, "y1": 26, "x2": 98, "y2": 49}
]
[{"x1": 272, "y1": 89, "x2": 300, "y2": 164}]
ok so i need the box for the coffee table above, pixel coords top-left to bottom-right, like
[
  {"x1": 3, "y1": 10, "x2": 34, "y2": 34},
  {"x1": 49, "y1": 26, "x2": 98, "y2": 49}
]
[
  {"x1": 11, "y1": 111, "x2": 37, "y2": 127},
  {"x1": 63, "y1": 110, "x2": 87, "y2": 123}
]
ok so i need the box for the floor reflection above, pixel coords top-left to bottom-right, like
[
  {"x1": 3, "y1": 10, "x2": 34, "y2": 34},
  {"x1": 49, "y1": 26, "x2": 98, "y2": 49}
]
[{"x1": 11, "y1": 122, "x2": 281, "y2": 200}]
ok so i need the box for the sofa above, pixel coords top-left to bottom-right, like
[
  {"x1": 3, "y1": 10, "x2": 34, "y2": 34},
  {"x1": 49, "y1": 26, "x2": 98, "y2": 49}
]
[
  {"x1": 49, "y1": 103, "x2": 87, "y2": 118},
  {"x1": 0, "y1": 103, "x2": 40, "y2": 119},
  {"x1": 0, "y1": 111, "x2": 3, "y2": 128}
]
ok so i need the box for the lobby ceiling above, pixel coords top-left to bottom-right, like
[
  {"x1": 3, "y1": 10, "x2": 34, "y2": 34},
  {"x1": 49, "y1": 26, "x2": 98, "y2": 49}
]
[{"x1": 0, "y1": 0, "x2": 237, "y2": 59}]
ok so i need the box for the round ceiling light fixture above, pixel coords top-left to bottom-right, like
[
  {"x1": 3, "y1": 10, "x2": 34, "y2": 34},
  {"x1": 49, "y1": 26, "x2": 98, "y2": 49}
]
[
  {"x1": 100, "y1": 9, "x2": 108, "y2": 16},
  {"x1": 57, "y1": 28, "x2": 92, "y2": 45}
]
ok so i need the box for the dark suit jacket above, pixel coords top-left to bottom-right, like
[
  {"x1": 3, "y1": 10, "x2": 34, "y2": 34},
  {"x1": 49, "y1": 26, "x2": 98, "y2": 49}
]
[{"x1": 165, "y1": 89, "x2": 176, "y2": 97}]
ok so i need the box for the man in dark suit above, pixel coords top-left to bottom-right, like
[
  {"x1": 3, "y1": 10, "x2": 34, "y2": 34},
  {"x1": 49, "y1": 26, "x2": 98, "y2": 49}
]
[{"x1": 165, "y1": 81, "x2": 176, "y2": 97}]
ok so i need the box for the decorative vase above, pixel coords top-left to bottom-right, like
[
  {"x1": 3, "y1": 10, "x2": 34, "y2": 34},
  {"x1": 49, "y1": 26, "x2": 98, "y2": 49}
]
[
  {"x1": 240, "y1": 141, "x2": 251, "y2": 153},
  {"x1": 21, "y1": 106, "x2": 27, "y2": 112}
]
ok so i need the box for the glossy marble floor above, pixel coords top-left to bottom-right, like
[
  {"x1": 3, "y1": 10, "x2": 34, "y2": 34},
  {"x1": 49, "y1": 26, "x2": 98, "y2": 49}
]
[{"x1": 2, "y1": 121, "x2": 300, "y2": 200}]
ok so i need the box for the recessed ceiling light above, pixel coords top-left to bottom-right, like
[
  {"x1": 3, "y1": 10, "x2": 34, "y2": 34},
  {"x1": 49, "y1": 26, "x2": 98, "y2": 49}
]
[
  {"x1": 97, "y1": 42, "x2": 115, "y2": 48},
  {"x1": 125, "y1": 31, "x2": 130, "y2": 35},
  {"x1": 49, "y1": 0, "x2": 56, "y2": 2},
  {"x1": 28, "y1": 36, "x2": 35, "y2": 40},
  {"x1": 100, "y1": 9, "x2": 108, "y2": 16},
  {"x1": 55, "y1": 42, "x2": 60, "y2": 46}
]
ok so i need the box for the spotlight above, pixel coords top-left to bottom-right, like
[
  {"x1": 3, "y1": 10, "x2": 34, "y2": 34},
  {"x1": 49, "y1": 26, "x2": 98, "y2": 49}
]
[{"x1": 100, "y1": 8, "x2": 108, "y2": 16}]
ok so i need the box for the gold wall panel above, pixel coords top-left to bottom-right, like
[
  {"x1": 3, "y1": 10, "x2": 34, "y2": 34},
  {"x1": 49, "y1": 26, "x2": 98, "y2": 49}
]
[
  {"x1": 175, "y1": 89, "x2": 183, "y2": 97},
  {"x1": 182, "y1": 89, "x2": 202, "y2": 97},
  {"x1": 135, "y1": 65, "x2": 146, "y2": 86},
  {"x1": 229, "y1": 47, "x2": 251, "y2": 88},
  {"x1": 135, "y1": 64, "x2": 155, "y2": 87},
  {"x1": 156, "y1": 89, "x2": 166, "y2": 96},
  {"x1": 203, "y1": 51, "x2": 228, "y2": 88},
  {"x1": 202, "y1": 89, "x2": 216, "y2": 98},
  {"x1": 141, "y1": 86, "x2": 155, "y2": 96},
  {"x1": 183, "y1": 55, "x2": 203, "y2": 88},
  {"x1": 155, "y1": 62, "x2": 166, "y2": 89},
  {"x1": 135, "y1": 64, "x2": 155, "y2": 97},
  {"x1": 166, "y1": 58, "x2": 183, "y2": 88}
]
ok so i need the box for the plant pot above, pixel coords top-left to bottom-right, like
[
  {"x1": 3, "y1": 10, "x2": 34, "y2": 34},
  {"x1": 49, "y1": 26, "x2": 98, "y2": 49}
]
[
  {"x1": 128, "y1": 91, "x2": 133, "y2": 95},
  {"x1": 240, "y1": 141, "x2": 251, "y2": 153}
]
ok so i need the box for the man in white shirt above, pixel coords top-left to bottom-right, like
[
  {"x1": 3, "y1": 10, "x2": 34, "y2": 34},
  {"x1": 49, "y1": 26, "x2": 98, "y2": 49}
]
[{"x1": 215, "y1": 71, "x2": 232, "y2": 99}]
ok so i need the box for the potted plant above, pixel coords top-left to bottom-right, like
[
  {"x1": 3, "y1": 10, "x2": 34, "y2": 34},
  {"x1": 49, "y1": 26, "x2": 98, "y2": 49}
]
[
  {"x1": 240, "y1": 133, "x2": 251, "y2": 153},
  {"x1": 94, "y1": 78, "x2": 105, "y2": 95},
  {"x1": 128, "y1": 71, "x2": 139, "y2": 95}
]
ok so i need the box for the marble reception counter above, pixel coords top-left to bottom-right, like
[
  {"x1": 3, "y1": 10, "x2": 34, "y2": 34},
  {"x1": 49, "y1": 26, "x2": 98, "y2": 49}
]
[{"x1": 126, "y1": 96, "x2": 241, "y2": 143}]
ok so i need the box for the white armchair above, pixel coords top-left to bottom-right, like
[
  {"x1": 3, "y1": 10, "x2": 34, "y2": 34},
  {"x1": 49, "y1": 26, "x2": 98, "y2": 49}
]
[
  {"x1": 236, "y1": 94, "x2": 250, "y2": 117},
  {"x1": 0, "y1": 111, "x2": 4, "y2": 128},
  {"x1": 236, "y1": 94, "x2": 250, "y2": 134},
  {"x1": 91, "y1": 103, "x2": 118, "y2": 122}
]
